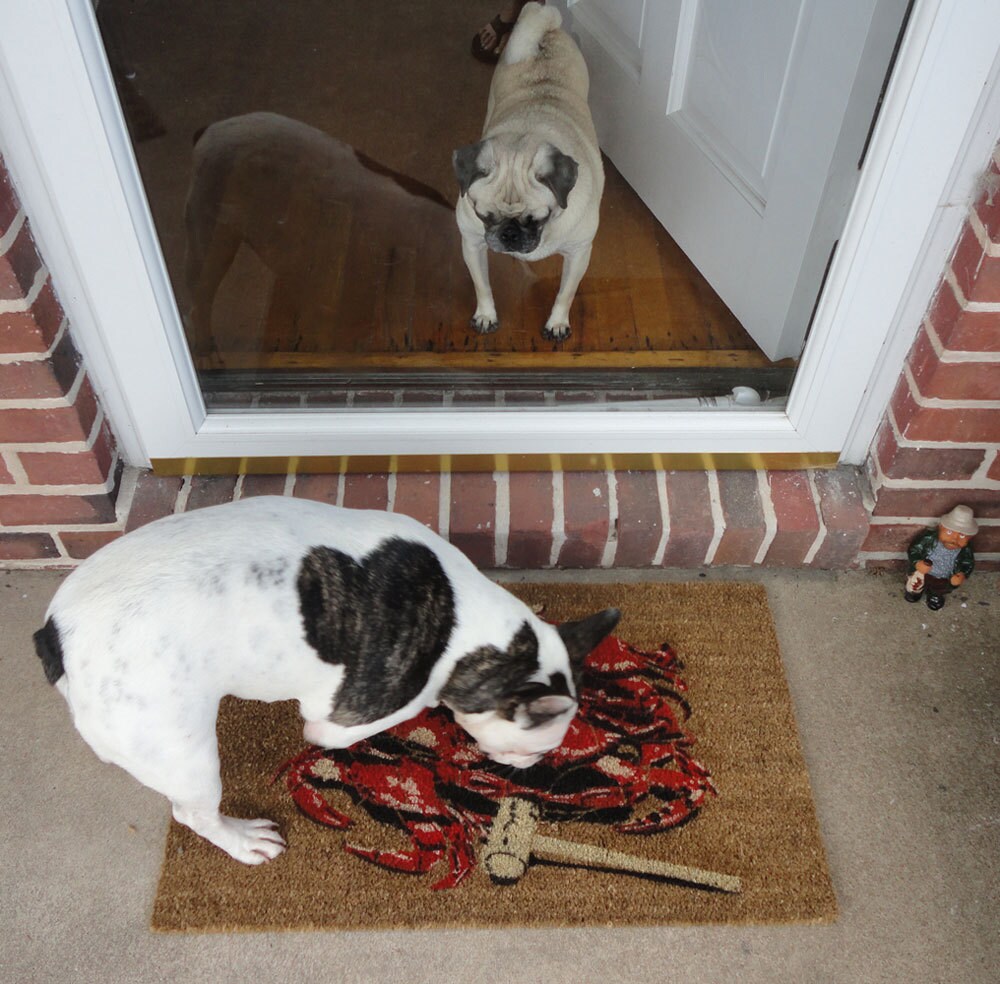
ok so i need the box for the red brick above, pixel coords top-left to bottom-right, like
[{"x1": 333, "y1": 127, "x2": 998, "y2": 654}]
[
  {"x1": 0, "y1": 404, "x2": 88, "y2": 444},
  {"x1": 860, "y1": 522, "x2": 928, "y2": 554},
  {"x1": 866, "y1": 523, "x2": 1000, "y2": 560},
  {"x1": 908, "y1": 334, "x2": 1000, "y2": 401},
  {"x1": 811, "y1": 468, "x2": 869, "y2": 568},
  {"x1": 17, "y1": 448, "x2": 110, "y2": 486},
  {"x1": 392, "y1": 472, "x2": 440, "y2": 533},
  {"x1": 294, "y1": 474, "x2": 340, "y2": 504},
  {"x1": 125, "y1": 472, "x2": 182, "y2": 531},
  {"x1": 888, "y1": 373, "x2": 917, "y2": 433},
  {"x1": 713, "y1": 470, "x2": 765, "y2": 566},
  {"x1": 342, "y1": 472, "x2": 389, "y2": 511},
  {"x1": 558, "y1": 471, "x2": 609, "y2": 568},
  {"x1": 241, "y1": 474, "x2": 288, "y2": 499},
  {"x1": 763, "y1": 471, "x2": 820, "y2": 566},
  {"x1": 0, "y1": 169, "x2": 20, "y2": 232},
  {"x1": 0, "y1": 489, "x2": 117, "y2": 526},
  {"x1": 0, "y1": 332, "x2": 78, "y2": 401},
  {"x1": 874, "y1": 421, "x2": 985, "y2": 481},
  {"x1": 19, "y1": 424, "x2": 114, "y2": 485},
  {"x1": 661, "y1": 471, "x2": 713, "y2": 568},
  {"x1": 58, "y1": 528, "x2": 122, "y2": 560},
  {"x1": 899, "y1": 402, "x2": 1000, "y2": 444},
  {"x1": 0, "y1": 532, "x2": 59, "y2": 560},
  {"x1": 614, "y1": 471, "x2": 663, "y2": 567},
  {"x1": 449, "y1": 472, "x2": 496, "y2": 568},
  {"x1": 988, "y1": 452, "x2": 1000, "y2": 481},
  {"x1": 506, "y1": 472, "x2": 554, "y2": 568},
  {"x1": 966, "y1": 251, "x2": 1000, "y2": 305},
  {"x1": 870, "y1": 487, "x2": 1000, "y2": 520},
  {"x1": 0, "y1": 282, "x2": 65, "y2": 354},
  {"x1": 907, "y1": 325, "x2": 937, "y2": 384},
  {"x1": 0, "y1": 222, "x2": 42, "y2": 302},
  {"x1": 185, "y1": 474, "x2": 238, "y2": 511},
  {"x1": 0, "y1": 455, "x2": 12, "y2": 483},
  {"x1": 893, "y1": 374, "x2": 1000, "y2": 443},
  {"x1": 927, "y1": 279, "x2": 1000, "y2": 352},
  {"x1": 971, "y1": 524, "x2": 1000, "y2": 552},
  {"x1": 949, "y1": 220, "x2": 986, "y2": 302}
]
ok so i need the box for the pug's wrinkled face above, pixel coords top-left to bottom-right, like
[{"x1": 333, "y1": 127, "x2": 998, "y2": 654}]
[
  {"x1": 477, "y1": 206, "x2": 552, "y2": 256},
  {"x1": 453, "y1": 138, "x2": 579, "y2": 257}
]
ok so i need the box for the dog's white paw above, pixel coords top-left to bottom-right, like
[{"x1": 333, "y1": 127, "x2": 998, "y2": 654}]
[
  {"x1": 174, "y1": 805, "x2": 287, "y2": 865},
  {"x1": 210, "y1": 816, "x2": 286, "y2": 865},
  {"x1": 470, "y1": 313, "x2": 500, "y2": 334},
  {"x1": 541, "y1": 320, "x2": 571, "y2": 341}
]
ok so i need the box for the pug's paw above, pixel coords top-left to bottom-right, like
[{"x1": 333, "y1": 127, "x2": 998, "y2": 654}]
[
  {"x1": 541, "y1": 320, "x2": 572, "y2": 341},
  {"x1": 470, "y1": 313, "x2": 500, "y2": 334}
]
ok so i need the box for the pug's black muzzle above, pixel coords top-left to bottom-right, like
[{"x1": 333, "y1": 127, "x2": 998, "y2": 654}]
[{"x1": 486, "y1": 217, "x2": 543, "y2": 256}]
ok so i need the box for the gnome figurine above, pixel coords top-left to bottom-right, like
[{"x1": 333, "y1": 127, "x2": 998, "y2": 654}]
[{"x1": 904, "y1": 505, "x2": 978, "y2": 611}]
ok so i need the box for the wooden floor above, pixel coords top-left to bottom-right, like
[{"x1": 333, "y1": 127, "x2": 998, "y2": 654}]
[
  {"x1": 192, "y1": 156, "x2": 770, "y2": 373},
  {"x1": 103, "y1": 0, "x2": 783, "y2": 376}
]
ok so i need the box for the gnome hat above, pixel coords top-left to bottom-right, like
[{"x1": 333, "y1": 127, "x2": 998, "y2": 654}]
[{"x1": 939, "y1": 504, "x2": 978, "y2": 537}]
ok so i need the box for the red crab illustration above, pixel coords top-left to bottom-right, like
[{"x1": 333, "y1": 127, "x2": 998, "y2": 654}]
[{"x1": 275, "y1": 632, "x2": 716, "y2": 890}]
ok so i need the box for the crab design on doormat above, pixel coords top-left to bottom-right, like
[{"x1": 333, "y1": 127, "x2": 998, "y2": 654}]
[{"x1": 275, "y1": 633, "x2": 717, "y2": 890}]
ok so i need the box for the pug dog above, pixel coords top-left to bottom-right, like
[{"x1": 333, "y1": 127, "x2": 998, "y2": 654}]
[{"x1": 453, "y1": 2, "x2": 604, "y2": 341}]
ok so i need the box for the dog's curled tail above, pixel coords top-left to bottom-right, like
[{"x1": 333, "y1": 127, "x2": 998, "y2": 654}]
[
  {"x1": 34, "y1": 616, "x2": 65, "y2": 685},
  {"x1": 501, "y1": 2, "x2": 563, "y2": 65}
]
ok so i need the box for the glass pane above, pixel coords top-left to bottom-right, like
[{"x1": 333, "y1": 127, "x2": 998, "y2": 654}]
[{"x1": 96, "y1": 0, "x2": 795, "y2": 412}]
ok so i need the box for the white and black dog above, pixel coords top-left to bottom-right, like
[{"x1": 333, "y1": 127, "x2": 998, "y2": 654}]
[{"x1": 35, "y1": 496, "x2": 619, "y2": 864}]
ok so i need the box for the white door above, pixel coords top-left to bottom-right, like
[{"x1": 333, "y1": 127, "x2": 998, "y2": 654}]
[{"x1": 568, "y1": 0, "x2": 910, "y2": 361}]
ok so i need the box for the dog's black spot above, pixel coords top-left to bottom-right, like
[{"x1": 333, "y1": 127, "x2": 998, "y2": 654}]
[
  {"x1": 453, "y1": 142, "x2": 491, "y2": 196},
  {"x1": 497, "y1": 671, "x2": 573, "y2": 725},
  {"x1": 536, "y1": 148, "x2": 578, "y2": 209},
  {"x1": 439, "y1": 621, "x2": 540, "y2": 714},
  {"x1": 34, "y1": 617, "x2": 65, "y2": 685},
  {"x1": 297, "y1": 539, "x2": 455, "y2": 726},
  {"x1": 557, "y1": 608, "x2": 621, "y2": 663},
  {"x1": 248, "y1": 558, "x2": 288, "y2": 587}
]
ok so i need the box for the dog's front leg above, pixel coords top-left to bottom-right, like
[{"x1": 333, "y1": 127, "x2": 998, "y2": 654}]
[
  {"x1": 460, "y1": 235, "x2": 500, "y2": 334},
  {"x1": 543, "y1": 243, "x2": 592, "y2": 341}
]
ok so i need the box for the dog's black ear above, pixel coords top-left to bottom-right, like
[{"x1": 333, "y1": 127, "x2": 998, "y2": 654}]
[
  {"x1": 536, "y1": 145, "x2": 579, "y2": 209},
  {"x1": 453, "y1": 141, "x2": 491, "y2": 196},
  {"x1": 557, "y1": 607, "x2": 621, "y2": 664}
]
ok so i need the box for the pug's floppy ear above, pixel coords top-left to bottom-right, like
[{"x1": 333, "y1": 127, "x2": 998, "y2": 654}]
[
  {"x1": 557, "y1": 607, "x2": 621, "y2": 664},
  {"x1": 453, "y1": 140, "x2": 494, "y2": 196},
  {"x1": 534, "y1": 143, "x2": 579, "y2": 209}
]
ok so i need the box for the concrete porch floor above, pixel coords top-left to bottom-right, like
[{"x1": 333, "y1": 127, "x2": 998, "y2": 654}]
[{"x1": 2, "y1": 567, "x2": 997, "y2": 983}]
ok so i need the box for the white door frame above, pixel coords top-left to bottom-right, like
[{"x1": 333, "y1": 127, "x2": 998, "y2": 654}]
[{"x1": 0, "y1": 0, "x2": 998, "y2": 467}]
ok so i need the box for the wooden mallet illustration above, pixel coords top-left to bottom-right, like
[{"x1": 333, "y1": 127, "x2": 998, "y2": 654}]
[{"x1": 482, "y1": 797, "x2": 742, "y2": 893}]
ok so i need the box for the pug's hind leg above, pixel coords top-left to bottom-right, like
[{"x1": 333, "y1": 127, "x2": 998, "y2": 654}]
[
  {"x1": 543, "y1": 243, "x2": 592, "y2": 341},
  {"x1": 461, "y1": 235, "x2": 500, "y2": 334}
]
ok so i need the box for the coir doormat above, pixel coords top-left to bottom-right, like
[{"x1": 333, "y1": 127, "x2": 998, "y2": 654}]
[{"x1": 151, "y1": 582, "x2": 837, "y2": 931}]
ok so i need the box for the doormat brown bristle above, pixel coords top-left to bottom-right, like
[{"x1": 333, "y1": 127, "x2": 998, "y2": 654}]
[{"x1": 151, "y1": 582, "x2": 837, "y2": 931}]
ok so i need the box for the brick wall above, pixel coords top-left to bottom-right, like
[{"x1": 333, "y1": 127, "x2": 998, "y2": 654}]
[
  {"x1": 116, "y1": 464, "x2": 870, "y2": 570},
  {"x1": 0, "y1": 158, "x2": 125, "y2": 563},
  {"x1": 862, "y1": 147, "x2": 1000, "y2": 571}
]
